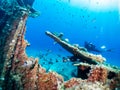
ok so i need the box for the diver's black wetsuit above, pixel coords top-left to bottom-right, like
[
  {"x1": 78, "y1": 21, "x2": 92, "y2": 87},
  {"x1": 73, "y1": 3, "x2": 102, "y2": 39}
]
[
  {"x1": 84, "y1": 41, "x2": 101, "y2": 52},
  {"x1": 84, "y1": 41, "x2": 112, "y2": 53}
]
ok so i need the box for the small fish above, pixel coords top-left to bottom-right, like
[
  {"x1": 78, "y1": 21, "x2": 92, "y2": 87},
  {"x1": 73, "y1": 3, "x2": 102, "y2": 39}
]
[
  {"x1": 56, "y1": 59, "x2": 59, "y2": 62},
  {"x1": 57, "y1": 54, "x2": 61, "y2": 57},
  {"x1": 48, "y1": 61, "x2": 53, "y2": 64},
  {"x1": 68, "y1": 0, "x2": 70, "y2": 3},
  {"x1": 91, "y1": 18, "x2": 96, "y2": 23}
]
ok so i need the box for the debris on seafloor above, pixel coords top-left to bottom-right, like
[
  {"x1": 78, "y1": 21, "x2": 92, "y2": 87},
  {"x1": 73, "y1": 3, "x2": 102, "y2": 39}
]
[{"x1": 0, "y1": 0, "x2": 120, "y2": 90}]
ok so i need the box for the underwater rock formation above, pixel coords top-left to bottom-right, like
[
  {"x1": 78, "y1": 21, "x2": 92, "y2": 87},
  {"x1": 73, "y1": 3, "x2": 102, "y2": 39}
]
[
  {"x1": 0, "y1": 0, "x2": 120, "y2": 90},
  {"x1": 65, "y1": 63, "x2": 120, "y2": 90}
]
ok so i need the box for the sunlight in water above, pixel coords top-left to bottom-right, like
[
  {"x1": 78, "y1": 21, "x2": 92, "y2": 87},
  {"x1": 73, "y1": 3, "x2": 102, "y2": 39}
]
[
  {"x1": 119, "y1": 0, "x2": 120, "y2": 21},
  {"x1": 63, "y1": 0, "x2": 119, "y2": 11}
]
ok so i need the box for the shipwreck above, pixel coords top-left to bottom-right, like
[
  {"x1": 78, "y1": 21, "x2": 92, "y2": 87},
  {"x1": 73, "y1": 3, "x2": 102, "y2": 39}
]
[{"x1": 0, "y1": 0, "x2": 120, "y2": 90}]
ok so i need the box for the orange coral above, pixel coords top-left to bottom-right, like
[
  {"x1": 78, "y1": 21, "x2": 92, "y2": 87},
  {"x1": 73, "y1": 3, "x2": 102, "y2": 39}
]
[
  {"x1": 37, "y1": 72, "x2": 63, "y2": 90},
  {"x1": 88, "y1": 66, "x2": 108, "y2": 83},
  {"x1": 64, "y1": 78, "x2": 80, "y2": 88},
  {"x1": 22, "y1": 60, "x2": 38, "y2": 90}
]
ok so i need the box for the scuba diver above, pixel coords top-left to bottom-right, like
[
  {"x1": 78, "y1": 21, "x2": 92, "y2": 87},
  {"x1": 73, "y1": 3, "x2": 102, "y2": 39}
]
[
  {"x1": 84, "y1": 41, "x2": 112, "y2": 53},
  {"x1": 16, "y1": 0, "x2": 40, "y2": 18}
]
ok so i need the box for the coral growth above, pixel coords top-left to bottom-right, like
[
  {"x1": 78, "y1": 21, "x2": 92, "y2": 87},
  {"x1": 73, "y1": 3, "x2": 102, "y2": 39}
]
[
  {"x1": 37, "y1": 72, "x2": 64, "y2": 90},
  {"x1": 65, "y1": 79, "x2": 110, "y2": 90},
  {"x1": 22, "y1": 60, "x2": 38, "y2": 90},
  {"x1": 64, "y1": 78, "x2": 80, "y2": 88},
  {"x1": 88, "y1": 66, "x2": 108, "y2": 83}
]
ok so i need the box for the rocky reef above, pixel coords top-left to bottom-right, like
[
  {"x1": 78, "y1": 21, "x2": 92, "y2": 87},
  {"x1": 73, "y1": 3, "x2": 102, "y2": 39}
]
[
  {"x1": 0, "y1": 0, "x2": 120, "y2": 90},
  {"x1": 45, "y1": 31, "x2": 120, "y2": 90}
]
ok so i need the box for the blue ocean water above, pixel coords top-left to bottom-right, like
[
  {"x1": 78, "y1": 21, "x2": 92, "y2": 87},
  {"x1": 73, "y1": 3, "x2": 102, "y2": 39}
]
[{"x1": 25, "y1": 0, "x2": 120, "y2": 79}]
